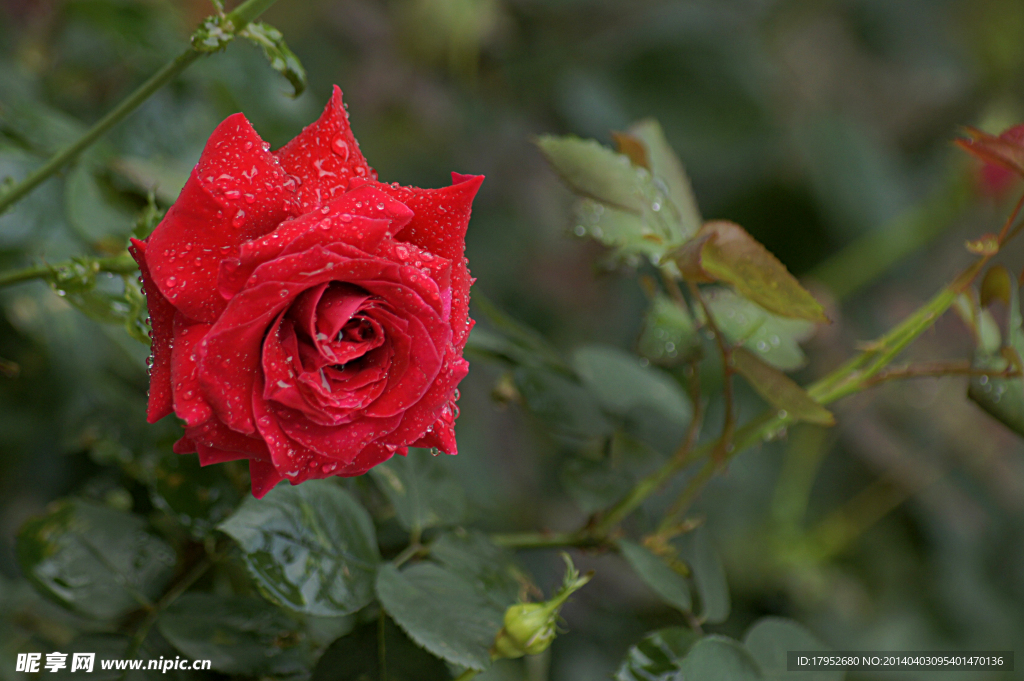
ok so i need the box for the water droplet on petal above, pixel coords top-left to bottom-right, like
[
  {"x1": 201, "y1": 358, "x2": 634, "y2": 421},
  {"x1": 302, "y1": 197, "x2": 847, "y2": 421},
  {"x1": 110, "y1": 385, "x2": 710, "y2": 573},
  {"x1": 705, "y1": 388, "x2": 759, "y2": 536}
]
[{"x1": 331, "y1": 137, "x2": 350, "y2": 160}]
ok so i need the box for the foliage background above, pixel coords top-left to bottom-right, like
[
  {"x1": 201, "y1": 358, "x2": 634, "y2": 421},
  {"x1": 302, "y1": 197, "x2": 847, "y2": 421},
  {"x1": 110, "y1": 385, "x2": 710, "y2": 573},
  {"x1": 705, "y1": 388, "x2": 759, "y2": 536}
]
[{"x1": 1, "y1": 0, "x2": 1023, "y2": 679}]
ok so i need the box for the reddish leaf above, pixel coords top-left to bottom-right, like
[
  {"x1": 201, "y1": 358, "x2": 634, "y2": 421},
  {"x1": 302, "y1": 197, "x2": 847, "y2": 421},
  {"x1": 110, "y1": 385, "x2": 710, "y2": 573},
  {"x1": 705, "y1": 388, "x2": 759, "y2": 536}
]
[
  {"x1": 956, "y1": 124, "x2": 1024, "y2": 179},
  {"x1": 731, "y1": 347, "x2": 835, "y2": 426},
  {"x1": 671, "y1": 221, "x2": 828, "y2": 323}
]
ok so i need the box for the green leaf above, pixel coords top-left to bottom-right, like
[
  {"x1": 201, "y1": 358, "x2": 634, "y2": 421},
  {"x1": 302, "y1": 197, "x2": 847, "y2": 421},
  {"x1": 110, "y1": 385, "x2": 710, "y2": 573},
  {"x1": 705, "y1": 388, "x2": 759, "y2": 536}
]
[
  {"x1": 16, "y1": 499, "x2": 176, "y2": 620},
  {"x1": 158, "y1": 593, "x2": 316, "y2": 676},
  {"x1": 969, "y1": 273, "x2": 1024, "y2": 435},
  {"x1": 679, "y1": 636, "x2": 764, "y2": 680},
  {"x1": 672, "y1": 221, "x2": 828, "y2": 323},
  {"x1": 536, "y1": 135, "x2": 653, "y2": 214},
  {"x1": 676, "y1": 525, "x2": 730, "y2": 624},
  {"x1": 537, "y1": 135, "x2": 684, "y2": 262},
  {"x1": 625, "y1": 119, "x2": 702, "y2": 240},
  {"x1": 572, "y1": 344, "x2": 692, "y2": 450},
  {"x1": 513, "y1": 365, "x2": 613, "y2": 444},
  {"x1": 311, "y1": 618, "x2": 451, "y2": 681},
  {"x1": 375, "y1": 562, "x2": 503, "y2": 671},
  {"x1": 150, "y1": 450, "x2": 241, "y2": 538},
  {"x1": 573, "y1": 199, "x2": 666, "y2": 264},
  {"x1": 637, "y1": 293, "x2": 700, "y2": 366},
  {"x1": 370, "y1": 448, "x2": 467, "y2": 532},
  {"x1": 619, "y1": 540, "x2": 692, "y2": 614},
  {"x1": 430, "y1": 530, "x2": 525, "y2": 610},
  {"x1": 743, "y1": 617, "x2": 840, "y2": 681},
  {"x1": 732, "y1": 348, "x2": 835, "y2": 426},
  {"x1": 615, "y1": 627, "x2": 700, "y2": 681},
  {"x1": 218, "y1": 481, "x2": 379, "y2": 616},
  {"x1": 239, "y1": 22, "x2": 307, "y2": 98},
  {"x1": 703, "y1": 288, "x2": 815, "y2": 371}
]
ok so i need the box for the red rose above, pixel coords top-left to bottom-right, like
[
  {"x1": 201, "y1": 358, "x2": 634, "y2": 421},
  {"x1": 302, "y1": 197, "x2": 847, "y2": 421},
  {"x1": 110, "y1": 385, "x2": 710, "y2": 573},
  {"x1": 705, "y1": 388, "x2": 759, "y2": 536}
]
[{"x1": 130, "y1": 86, "x2": 481, "y2": 498}]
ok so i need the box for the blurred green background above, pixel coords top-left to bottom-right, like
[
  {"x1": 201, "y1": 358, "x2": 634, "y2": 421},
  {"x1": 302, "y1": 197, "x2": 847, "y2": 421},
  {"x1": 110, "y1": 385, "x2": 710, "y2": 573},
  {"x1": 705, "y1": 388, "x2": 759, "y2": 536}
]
[{"x1": 2, "y1": 0, "x2": 1024, "y2": 679}]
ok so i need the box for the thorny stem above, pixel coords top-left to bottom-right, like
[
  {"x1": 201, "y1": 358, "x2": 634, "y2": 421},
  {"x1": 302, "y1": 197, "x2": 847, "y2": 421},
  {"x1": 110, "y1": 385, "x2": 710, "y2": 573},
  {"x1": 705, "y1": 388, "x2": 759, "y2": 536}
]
[
  {"x1": 858, "y1": 360, "x2": 1021, "y2": 389},
  {"x1": 507, "y1": 189, "x2": 1024, "y2": 552},
  {"x1": 0, "y1": 0, "x2": 280, "y2": 218}
]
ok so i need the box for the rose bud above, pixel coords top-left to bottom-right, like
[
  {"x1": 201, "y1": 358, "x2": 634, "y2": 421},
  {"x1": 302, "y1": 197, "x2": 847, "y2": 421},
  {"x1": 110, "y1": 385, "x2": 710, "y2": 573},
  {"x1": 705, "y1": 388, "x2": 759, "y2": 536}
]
[
  {"x1": 130, "y1": 86, "x2": 482, "y2": 498},
  {"x1": 491, "y1": 554, "x2": 592, "y2": 660}
]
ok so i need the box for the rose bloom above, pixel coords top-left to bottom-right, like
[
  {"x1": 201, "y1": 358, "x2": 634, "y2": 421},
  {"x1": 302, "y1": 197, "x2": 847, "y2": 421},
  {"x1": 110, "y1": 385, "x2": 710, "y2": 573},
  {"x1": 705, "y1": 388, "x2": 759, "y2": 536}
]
[{"x1": 131, "y1": 86, "x2": 481, "y2": 498}]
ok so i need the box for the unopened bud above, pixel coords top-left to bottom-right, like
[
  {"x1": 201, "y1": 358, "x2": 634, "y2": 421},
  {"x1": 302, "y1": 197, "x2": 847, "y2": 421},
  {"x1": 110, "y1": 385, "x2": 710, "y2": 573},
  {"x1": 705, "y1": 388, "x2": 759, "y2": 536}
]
[{"x1": 491, "y1": 553, "x2": 592, "y2": 660}]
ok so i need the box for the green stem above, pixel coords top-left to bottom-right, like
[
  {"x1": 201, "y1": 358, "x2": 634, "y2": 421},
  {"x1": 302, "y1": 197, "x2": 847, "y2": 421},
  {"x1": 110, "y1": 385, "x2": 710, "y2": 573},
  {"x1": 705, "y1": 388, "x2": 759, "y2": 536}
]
[
  {"x1": 0, "y1": 0, "x2": 280, "y2": 218},
  {"x1": 490, "y1": 530, "x2": 596, "y2": 550},
  {"x1": 0, "y1": 253, "x2": 138, "y2": 288},
  {"x1": 590, "y1": 256, "x2": 991, "y2": 540}
]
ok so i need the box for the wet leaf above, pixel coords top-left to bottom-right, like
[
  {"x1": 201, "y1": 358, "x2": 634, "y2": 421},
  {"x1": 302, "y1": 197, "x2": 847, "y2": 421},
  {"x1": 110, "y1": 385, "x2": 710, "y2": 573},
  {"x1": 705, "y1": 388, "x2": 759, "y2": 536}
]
[
  {"x1": 676, "y1": 525, "x2": 730, "y2": 624},
  {"x1": 158, "y1": 593, "x2": 313, "y2": 676},
  {"x1": 239, "y1": 22, "x2": 307, "y2": 98},
  {"x1": 218, "y1": 481, "x2": 379, "y2": 616},
  {"x1": 614, "y1": 627, "x2": 700, "y2": 681},
  {"x1": 637, "y1": 293, "x2": 700, "y2": 366},
  {"x1": 671, "y1": 221, "x2": 828, "y2": 323},
  {"x1": 370, "y1": 448, "x2": 467, "y2": 532},
  {"x1": 537, "y1": 134, "x2": 686, "y2": 262},
  {"x1": 150, "y1": 450, "x2": 241, "y2": 539},
  {"x1": 536, "y1": 135, "x2": 653, "y2": 213},
  {"x1": 16, "y1": 499, "x2": 177, "y2": 620},
  {"x1": 703, "y1": 288, "x2": 815, "y2": 371},
  {"x1": 375, "y1": 562, "x2": 503, "y2": 671},
  {"x1": 430, "y1": 530, "x2": 525, "y2": 610},
  {"x1": 679, "y1": 636, "x2": 763, "y2": 680},
  {"x1": 732, "y1": 347, "x2": 835, "y2": 426},
  {"x1": 743, "y1": 617, "x2": 839, "y2": 681},
  {"x1": 626, "y1": 119, "x2": 702, "y2": 240},
  {"x1": 619, "y1": 540, "x2": 692, "y2": 613}
]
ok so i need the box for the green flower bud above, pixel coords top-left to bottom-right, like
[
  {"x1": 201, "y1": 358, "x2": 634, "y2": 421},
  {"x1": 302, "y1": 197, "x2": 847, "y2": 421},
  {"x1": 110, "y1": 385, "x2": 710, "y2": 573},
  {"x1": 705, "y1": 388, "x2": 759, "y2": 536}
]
[{"x1": 491, "y1": 554, "x2": 592, "y2": 660}]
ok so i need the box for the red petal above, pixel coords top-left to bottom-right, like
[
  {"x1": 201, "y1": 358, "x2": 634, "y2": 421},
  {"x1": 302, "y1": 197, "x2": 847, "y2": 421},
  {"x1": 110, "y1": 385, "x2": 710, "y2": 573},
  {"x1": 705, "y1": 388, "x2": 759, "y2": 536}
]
[
  {"x1": 374, "y1": 174, "x2": 483, "y2": 349},
  {"x1": 145, "y1": 113, "x2": 298, "y2": 322},
  {"x1": 196, "y1": 445, "x2": 249, "y2": 466},
  {"x1": 129, "y1": 239, "x2": 174, "y2": 423},
  {"x1": 218, "y1": 185, "x2": 408, "y2": 299},
  {"x1": 170, "y1": 315, "x2": 213, "y2": 426},
  {"x1": 201, "y1": 247, "x2": 448, "y2": 432},
  {"x1": 172, "y1": 435, "x2": 196, "y2": 454},
  {"x1": 275, "y1": 86, "x2": 378, "y2": 211},
  {"x1": 184, "y1": 416, "x2": 270, "y2": 458},
  {"x1": 249, "y1": 457, "x2": 285, "y2": 499},
  {"x1": 343, "y1": 442, "x2": 402, "y2": 476},
  {"x1": 384, "y1": 350, "x2": 469, "y2": 446}
]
